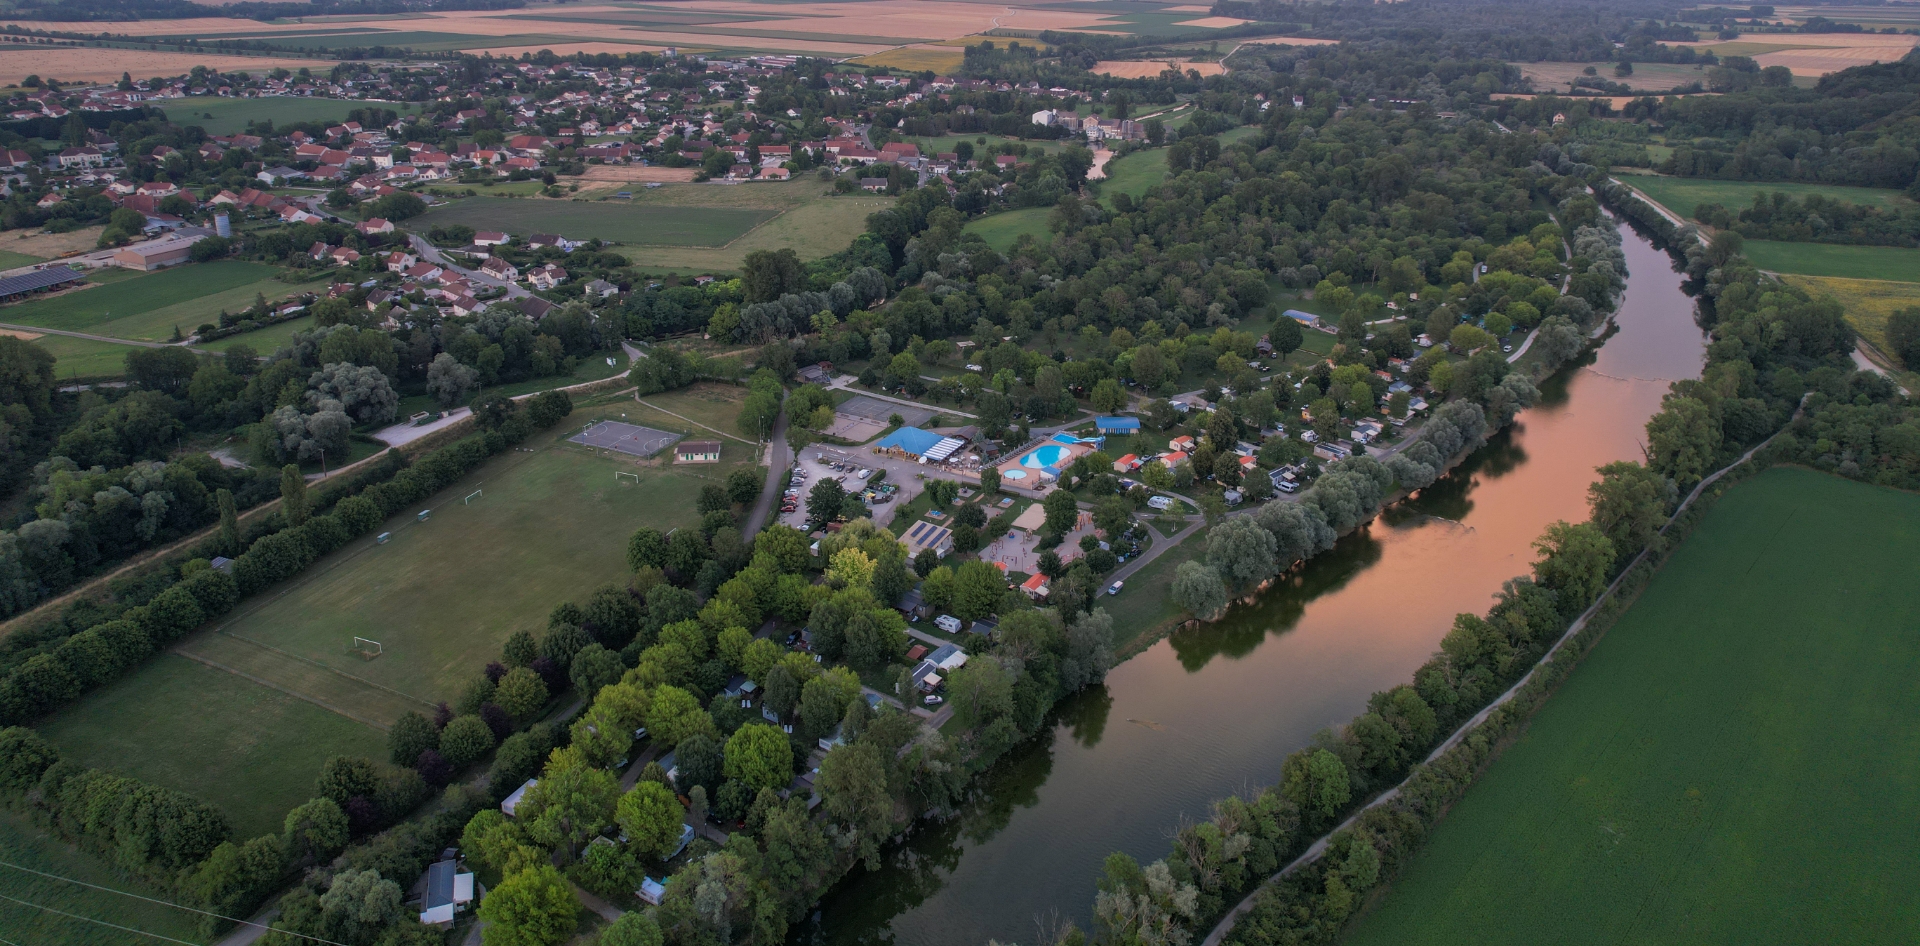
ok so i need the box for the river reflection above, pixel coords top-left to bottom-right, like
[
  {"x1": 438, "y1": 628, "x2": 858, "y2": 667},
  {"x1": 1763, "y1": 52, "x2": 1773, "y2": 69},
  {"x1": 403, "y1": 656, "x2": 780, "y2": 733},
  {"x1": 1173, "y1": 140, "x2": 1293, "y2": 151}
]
[{"x1": 796, "y1": 221, "x2": 1706, "y2": 946}]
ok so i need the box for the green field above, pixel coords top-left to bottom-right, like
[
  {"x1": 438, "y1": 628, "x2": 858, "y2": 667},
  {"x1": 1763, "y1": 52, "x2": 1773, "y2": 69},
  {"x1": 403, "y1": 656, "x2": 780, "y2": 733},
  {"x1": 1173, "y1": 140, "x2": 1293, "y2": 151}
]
[
  {"x1": 1740, "y1": 240, "x2": 1920, "y2": 281},
  {"x1": 163, "y1": 95, "x2": 375, "y2": 135},
  {"x1": 1099, "y1": 149, "x2": 1168, "y2": 205},
  {"x1": 0, "y1": 261, "x2": 288, "y2": 342},
  {"x1": 1619, "y1": 173, "x2": 1913, "y2": 216},
  {"x1": 206, "y1": 409, "x2": 752, "y2": 706},
  {"x1": 0, "y1": 811, "x2": 210, "y2": 946},
  {"x1": 415, "y1": 198, "x2": 775, "y2": 247},
  {"x1": 1343, "y1": 467, "x2": 1920, "y2": 946},
  {"x1": 0, "y1": 248, "x2": 43, "y2": 269},
  {"x1": 36, "y1": 654, "x2": 387, "y2": 838},
  {"x1": 29, "y1": 333, "x2": 139, "y2": 380},
  {"x1": 198, "y1": 314, "x2": 317, "y2": 355},
  {"x1": 965, "y1": 207, "x2": 1054, "y2": 252}
]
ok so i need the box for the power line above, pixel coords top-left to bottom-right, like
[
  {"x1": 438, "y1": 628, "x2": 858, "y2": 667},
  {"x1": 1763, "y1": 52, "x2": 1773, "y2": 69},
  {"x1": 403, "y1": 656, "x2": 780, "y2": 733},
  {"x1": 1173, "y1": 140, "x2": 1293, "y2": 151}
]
[
  {"x1": 0, "y1": 892, "x2": 199, "y2": 945},
  {"x1": 0, "y1": 860, "x2": 352, "y2": 946}
]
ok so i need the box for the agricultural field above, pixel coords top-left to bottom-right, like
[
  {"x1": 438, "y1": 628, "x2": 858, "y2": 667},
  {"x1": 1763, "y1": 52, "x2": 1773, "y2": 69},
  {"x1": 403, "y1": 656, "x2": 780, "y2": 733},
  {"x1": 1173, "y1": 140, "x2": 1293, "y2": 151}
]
[
  {"x1": 163, "y1": 95, "x2": 377, "y2": 135},
  {"x1": 0, "y1": 249, "x2": 44, "y2": 270},
  {"x1": 1617, "y1": 174, "x2": 1913, "y2": 217},
  {"x1": 0, "y1": 811, "x2": 208, "y2": 946},
  {"x1": 1740, "y1": 240, "x2": 1920, "y2": 281},
  {"x1": 1095, "y1": 59, "x2": 1224, "y2": 78},
  {"x1": 613, "y1": 189, "x2": 893, "y2": 273},
  {"x1": 36, "y1": 653, "x2": 388, "y2": 838},
  {"x1": 413, "y1": 196, "x2": 775, "y2": 247},
  {"x1": 965, "y1": 207, "x2": 1054, "y2": 252},
  {"x1": 1778, "y1": 274, "x2": 1920, "y2": 361},
  {"x1": 0, "y1": 261, "x2": 288, "y2": 342},
  {"x1": 1517, "y1": 61, "x2": 1714, "y2": 93},
  {"x1": 1343, "y1": 468, "x2": 1920, "y2": 946},
  {"x1": 198, "y1": 314, "x2": 318, "y2": 355},
  {"x1": 0, "y1": 46, "x2": 334, "y2": 86},
  {"x1": 1675, "y1": 31, "x2": 1918, "y2": 76}
]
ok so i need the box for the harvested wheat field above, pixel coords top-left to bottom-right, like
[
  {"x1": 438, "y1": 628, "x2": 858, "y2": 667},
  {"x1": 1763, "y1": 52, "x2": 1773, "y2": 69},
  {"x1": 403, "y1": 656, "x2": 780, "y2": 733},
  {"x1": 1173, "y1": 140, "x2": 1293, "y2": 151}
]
[
  {"x1": 1174, "y1": 16, "x2": 1249, "y2": 27},
  {"x1": 578, "y1": 165, "x2": 701, "y2": 185},
  {"x1": 0, "y1": 47, "x2": 334, "y2": 84},
  {"x1": 1237, "y1": 35, "x2": 1343, "y2": 46},
  {"x1": 1679, "y1": 32, "x2": 1918, "y2": 76},
  {"x1": 854, "y1": 44, "x2": 967, "y2": 72},
  {"x1": 478, "y1": 42, "x2": 673, "y2": 58},
  {"x1": 3, "y1": 227, "x2": 105, "y2": 259},
  {"x1": 1094, "y1": 59, "x2": 1224, "y2": 78}
]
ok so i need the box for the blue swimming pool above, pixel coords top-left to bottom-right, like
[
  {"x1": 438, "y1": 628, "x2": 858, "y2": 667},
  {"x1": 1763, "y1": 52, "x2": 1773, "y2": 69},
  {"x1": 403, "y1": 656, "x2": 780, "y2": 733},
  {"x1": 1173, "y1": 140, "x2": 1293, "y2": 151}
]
[{"x1": 1021, "y1": 445, "x2": 1070, "y2": 468}]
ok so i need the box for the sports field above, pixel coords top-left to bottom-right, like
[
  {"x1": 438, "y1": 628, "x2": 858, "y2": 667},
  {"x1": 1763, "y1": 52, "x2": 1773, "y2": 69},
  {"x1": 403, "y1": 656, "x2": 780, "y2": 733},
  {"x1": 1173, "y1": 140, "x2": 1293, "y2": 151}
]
[
  {"x1": 1740, "y1": 240, "x2": 1920, "y2": 281},
  {"x1": 414, "y1": 197, "x2": 775, "y2": 247},
  {"x1": 163, "y1": 95, "x2": 375, "y2": 134},
  {"x1": 202, "y1": 407, "x2": 754, "y2": 706},
  {"x1": 0, "y1": 261, "x2": 288, "y2": 342},
  {"x1": 36, "y1": 654, "x2": 387, "y2": 838},
  {"x1": 0, "y1": 811, "x2": 208, "y2": 946},
  {"x1": 1343, "y1": 467, "x2": 1920, "y2": 946},
  {"x1": 965, "y1": 207, "x2": 1053, "y2": 252},
  {"x1": 1619, "y1": 174, "x2": 1912, "y2": 216}
]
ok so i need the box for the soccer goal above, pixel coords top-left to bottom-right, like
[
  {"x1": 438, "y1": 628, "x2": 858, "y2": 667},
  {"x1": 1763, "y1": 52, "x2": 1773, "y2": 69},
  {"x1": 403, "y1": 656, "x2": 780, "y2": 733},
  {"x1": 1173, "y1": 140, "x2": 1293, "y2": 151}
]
[
  {"x1": 351, "y1": 637, "x2": 384, "y2": 660},
  {"x1": 464, "y1": 489, "x2": 483, "y2": 505},
  {"x1": 615, "y1": 471, "x2": 641, "y2": 485}
]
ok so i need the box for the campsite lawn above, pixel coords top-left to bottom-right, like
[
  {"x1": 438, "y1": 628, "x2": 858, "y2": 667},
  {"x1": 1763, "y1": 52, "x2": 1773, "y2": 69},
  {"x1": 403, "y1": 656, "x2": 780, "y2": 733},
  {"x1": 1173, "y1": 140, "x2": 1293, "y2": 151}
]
[
  {"x1": 1617, "y1": 173, "x2": 1912, "y2": 216},
  {"x1": 0, "y1": 811, "x2": 209, "y2": 946},
  {"x1": 413, "y1": 197, "x2": 774, "y2": 247},
  {"x1": 207, "y1": 407, "x2": 753, "y2": 706},
  {"x1": 1739, "y1": 240, "x2": 1920, "y2": 281},
  {"x1": 965, "y1": 207, "x2": 1053, "y2": 252},
  {"x1": 1341, "y1": 467, "x2": 1920, "y2": 946},
  {"x1": 163, "y1": 95, "x2": 372, "y2": 135},
  {"x1": 35, "y1": 654, "x2": 386, "y2": 838},
  {"x1": 0, "y1": 261, "x2": 287, "y2": 341}
]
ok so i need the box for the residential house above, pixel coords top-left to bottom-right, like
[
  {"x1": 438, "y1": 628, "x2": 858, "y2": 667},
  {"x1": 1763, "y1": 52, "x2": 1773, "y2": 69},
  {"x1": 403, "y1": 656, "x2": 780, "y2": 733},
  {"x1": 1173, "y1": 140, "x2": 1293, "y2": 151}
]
[{"x1": 527, "y1": 263, "x2": 567, "y2": 290}]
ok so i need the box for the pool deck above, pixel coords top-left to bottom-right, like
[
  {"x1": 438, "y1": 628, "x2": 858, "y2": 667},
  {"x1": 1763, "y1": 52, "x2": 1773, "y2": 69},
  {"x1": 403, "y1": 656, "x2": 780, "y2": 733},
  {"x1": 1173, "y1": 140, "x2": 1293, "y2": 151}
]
[{"x1": 997, "y1": 436, "x2": 1097, "y2": 482}]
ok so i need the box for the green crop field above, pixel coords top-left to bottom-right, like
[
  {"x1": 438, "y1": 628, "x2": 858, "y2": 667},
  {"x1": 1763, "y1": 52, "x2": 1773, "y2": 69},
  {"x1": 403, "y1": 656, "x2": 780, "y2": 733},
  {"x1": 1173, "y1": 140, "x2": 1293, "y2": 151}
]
[
  {"x1": 204, "y1": 408, "x2": 753, "y2": 708},
  {"x1": 0, "y1": 811, "x2": 210, "y2": 946},
  {"x1": 36, "y1": 654, "x2": 387, "y2": 838},
  {"x1": 1343, "y1": 467, "x2": 1920, "y2": 946},
  {"x1": 29, "y1": 334, "x2": 139, "y2": 380},
  {"x1": 965, "y1": 207, "x2": 1054, "y2": 252},
  {"x1": 415, "y1": 198, "x2": 775, "y2": 247},
  {"x1": 163, "y1": 96, "x2": 375, "y2": 135},
  {"x1": 1618, "y1": 174, "x2": 1912, "y2": 216},
  {"x1": 1740, "y1": 240, "x2": 1920, "y2": 281},
  {"x1": 0, "y1": 261, "x2": 288, "y2": 342},
  {"x1": 0, "y1": 249, "x2": 43, "y2": 269}
]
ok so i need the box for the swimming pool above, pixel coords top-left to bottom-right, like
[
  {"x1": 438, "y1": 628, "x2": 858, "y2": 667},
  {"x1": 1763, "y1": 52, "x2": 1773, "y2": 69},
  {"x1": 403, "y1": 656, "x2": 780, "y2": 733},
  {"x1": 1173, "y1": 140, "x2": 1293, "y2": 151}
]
[{"x1": 1021, "y1": 444, "x2": 1070, "y2": 468}]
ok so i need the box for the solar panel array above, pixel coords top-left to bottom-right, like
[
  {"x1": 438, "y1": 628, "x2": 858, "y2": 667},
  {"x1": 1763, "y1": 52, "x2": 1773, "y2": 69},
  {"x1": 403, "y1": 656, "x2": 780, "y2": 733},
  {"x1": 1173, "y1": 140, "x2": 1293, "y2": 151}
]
[{"x1": 0, "y1": 266, "x2": 84, "y2": 297}]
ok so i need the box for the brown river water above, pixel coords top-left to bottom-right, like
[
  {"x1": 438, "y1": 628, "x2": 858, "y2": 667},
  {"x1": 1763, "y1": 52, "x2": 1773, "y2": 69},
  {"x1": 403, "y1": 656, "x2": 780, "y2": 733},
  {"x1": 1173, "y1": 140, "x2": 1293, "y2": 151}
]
[{"x1": 796, "y1": 220, "x2": 1707, "y2": 946}]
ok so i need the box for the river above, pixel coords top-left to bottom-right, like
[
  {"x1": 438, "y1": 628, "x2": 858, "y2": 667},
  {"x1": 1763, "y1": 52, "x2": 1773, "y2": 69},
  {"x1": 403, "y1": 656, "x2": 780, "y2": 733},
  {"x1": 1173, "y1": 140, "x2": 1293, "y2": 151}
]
[{"x1": 796, "y1": 220, "x2": 1707, "y2": 946}]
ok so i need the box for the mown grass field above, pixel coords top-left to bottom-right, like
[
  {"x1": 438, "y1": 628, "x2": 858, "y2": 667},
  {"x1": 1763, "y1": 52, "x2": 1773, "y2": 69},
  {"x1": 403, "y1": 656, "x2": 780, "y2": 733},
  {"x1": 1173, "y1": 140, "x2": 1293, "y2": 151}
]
[
  {"x1": 0, "y1": 811, "x2": 210, "y2": 946},
  {"x1": 207, "y1": 406, "x2": 752, "y2": 706},
  {"x1": 634, "y1": 381, "x2": 754, "y2": 439},
  {"x1": 162, "y1": 95, "x2": 375, "y2": 135},
  {"x1": 198, "y1": 314, "x2": 317, "y2": 354},
  {"x1": 1342, "y1": 467, "x2": 1920, "y2": 946},
  {"x1": 965, "y1": 207, "x2": 1053, "y2": 252},
  {"x1": 36, "y1": 654, "x2": 387, "y2": 838},
  {"x1": 1619, "y1": 173, "x2": 1912, "y2": 216},
  {"x1": 0, "y1": 248, "x2": 43, "y2": 269},
  {"x1": 0, "y1": 261, "x2": 287, "y2": 342},
  {"x1": 1100, "y1": 148, "x2": 1168, "y2": 205},
  {"x1": 29, "y1": 334, "x2": 138, "y2": 380},
  {"x1": 415, "y1": 197, "x2": 775, "y2": 247},
  {"x1": 612, "y1": 186, "x2": 892, "y2": 274},
  {"x1": 1741, "y1": 240, "x2": 1920, "y2": 282}
]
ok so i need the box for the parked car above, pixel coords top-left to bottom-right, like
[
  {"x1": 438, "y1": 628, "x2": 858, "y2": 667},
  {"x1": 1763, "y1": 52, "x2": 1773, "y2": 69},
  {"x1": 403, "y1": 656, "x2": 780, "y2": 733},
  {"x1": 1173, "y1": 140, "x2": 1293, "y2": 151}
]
[
  {"x1": 1107, "y1": 581, "x2": 1124, "y2": 595},
  {"x1": 923, "y1": 694, "x2": 944, "y2": 706},
  {"x1": 965, "y1": 364, "x2": 983, "y2": 372},
  {"x1": 856, "y1": 469, "x2": 872, "y2": 479}
]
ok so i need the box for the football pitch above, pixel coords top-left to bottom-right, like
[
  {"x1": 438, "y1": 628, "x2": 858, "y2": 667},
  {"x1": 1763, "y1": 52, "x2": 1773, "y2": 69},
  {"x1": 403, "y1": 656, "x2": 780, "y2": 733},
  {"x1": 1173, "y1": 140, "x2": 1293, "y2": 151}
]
[{"x1": 1341, "y1": 467, "x2": 1920, "y2": 945}]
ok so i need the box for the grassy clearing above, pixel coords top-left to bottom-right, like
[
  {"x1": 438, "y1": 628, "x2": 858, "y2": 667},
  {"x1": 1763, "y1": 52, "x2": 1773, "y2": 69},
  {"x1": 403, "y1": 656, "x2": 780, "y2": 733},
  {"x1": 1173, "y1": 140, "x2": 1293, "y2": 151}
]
[
  {"x1": 1099, "y1": 148, "x2": 1168, "y2": 204},
  {"x1": 163, "y1": 95, "x2": 373, "y2": 135},
  {"x1": 1517, "y1": 60, "x2": 1713, "y2": 92},
  {"x1": 1740, "y1": 240, "x2": 1920, "y2": 281},
  {"x1": 1777, "y1": 274, "x2": 1920, "y2": 358},
  {"x1": 619, "y1": 191, "x2": 893, "y2": 274},
  {"x1": 0, "y1": 249, "x2": 44, "y2": 269},
  {"x1": 36, "y1": 654, "x2": 386, "y2": 838},
  {"x1": 31, "y1": 334, "x2": 138, "y2": 380},
  {"x1": 1107, "y1": 532, "x2": 1199, "y2": 652},
  {"x1": 210, "y1": 408, "x2": 752, "y2": 705},
  {"x1": 636, "y1": 382, "x2": 751, "y2": 437},
  {"x1": 0, "y1": 261, "x2": 287, "y2": 341},
  {"x1": 1343, "y1": 467, "x2": 1920, "y2": 946},
  {"x1": 965, "y1": 207, "x2": 1053, "y2": 252},
  {"x1": 198, "y1": 314, "x2": 318, "y2": 354},
  {"x1": 1618, "y1": 173, "x2": 1912, "y2": 216},
  {"x1": 0, "y1": 811, "x2": 210, "y2": 946},
  {"x1": 414, "y1": 198, "x2": 775, "y2": 247}
]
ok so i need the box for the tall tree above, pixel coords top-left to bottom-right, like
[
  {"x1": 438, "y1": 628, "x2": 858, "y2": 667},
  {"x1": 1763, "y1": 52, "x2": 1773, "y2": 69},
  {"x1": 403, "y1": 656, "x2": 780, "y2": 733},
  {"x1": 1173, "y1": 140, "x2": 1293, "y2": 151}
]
[{"x1": 280, "y1": 464, "x2": 309, "y2": 527}]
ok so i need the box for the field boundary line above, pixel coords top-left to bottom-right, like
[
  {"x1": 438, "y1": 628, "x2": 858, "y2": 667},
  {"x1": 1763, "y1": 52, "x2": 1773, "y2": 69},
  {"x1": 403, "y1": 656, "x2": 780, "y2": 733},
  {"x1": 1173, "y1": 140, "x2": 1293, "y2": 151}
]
[
  {"x1": 171, "y1": 650, "x2": 392, "y2": 732},
  {"x1": 214, "y1": 630, "x2": 435, "y2": 708},
  {"x1": 634, "y1": 397, "x2": 757, "y2": 444},
  {"x1": 1200, "y1": 400, "x2": 1809, "y2": 946}
]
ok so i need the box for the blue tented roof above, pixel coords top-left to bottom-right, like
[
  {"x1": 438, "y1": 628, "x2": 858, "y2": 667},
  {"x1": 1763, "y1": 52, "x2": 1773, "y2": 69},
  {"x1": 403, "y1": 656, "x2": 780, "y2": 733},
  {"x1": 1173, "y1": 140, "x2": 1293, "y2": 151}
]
[
  {"x1": 875, "y1": 426, "x2": 943, "y2": 456},
  {"x1": 1284, "y1": 309, "x2": 1319, "y2": 324},
  {"x1": 1095, "y1": 416, "x2": 1141, "y2": 431}
]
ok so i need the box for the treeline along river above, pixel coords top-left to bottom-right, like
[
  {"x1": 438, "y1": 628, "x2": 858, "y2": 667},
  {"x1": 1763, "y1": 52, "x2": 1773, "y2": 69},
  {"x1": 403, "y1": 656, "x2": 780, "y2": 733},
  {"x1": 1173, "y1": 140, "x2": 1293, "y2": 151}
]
[{"x1": 795, "y1": 219, "x2": 1708, "y2": 946}]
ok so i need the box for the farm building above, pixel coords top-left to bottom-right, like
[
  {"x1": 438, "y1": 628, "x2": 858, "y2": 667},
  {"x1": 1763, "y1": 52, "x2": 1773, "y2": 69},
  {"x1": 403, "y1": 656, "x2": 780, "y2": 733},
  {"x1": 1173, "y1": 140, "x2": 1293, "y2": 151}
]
[
  {"x1": 112, "y1": 239, "x2": 195, "y2": 271},
  {"x1": 416, "y1": 859, "x2": 476, "y2": 925},
  {"x1": 676, "y1": 441, "x2": 721, "y2": 463}
]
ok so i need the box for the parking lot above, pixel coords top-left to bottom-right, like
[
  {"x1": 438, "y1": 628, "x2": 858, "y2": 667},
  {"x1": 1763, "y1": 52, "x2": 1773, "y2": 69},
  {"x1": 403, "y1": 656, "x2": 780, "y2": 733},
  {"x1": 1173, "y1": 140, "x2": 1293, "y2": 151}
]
[{"x1": 779, "y1": 446, "x2": 954, "y2": 531}]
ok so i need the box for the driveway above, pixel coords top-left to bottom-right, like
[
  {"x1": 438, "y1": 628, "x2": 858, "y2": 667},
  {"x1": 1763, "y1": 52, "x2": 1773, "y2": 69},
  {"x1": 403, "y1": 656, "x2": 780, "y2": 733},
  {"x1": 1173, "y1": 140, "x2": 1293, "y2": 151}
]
[
  {"x1": 372, "y1": 407, "x2": 473, "y2": 447},
  {"x1": 740, "y1": 400, "x2": 789, "y2": 538},
  {"x1": 410, "y1": 234, "x2": 532, "y2": 299}
]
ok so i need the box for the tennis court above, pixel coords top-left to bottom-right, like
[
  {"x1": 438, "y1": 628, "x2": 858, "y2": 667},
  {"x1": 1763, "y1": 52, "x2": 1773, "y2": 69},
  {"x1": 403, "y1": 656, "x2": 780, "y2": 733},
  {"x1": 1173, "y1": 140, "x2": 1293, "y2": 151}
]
[
  {"x1": 826, "y1": 395, "x2": 934, "y2": 442},
  {"x1": 569, "y1": 420, "x2": 682, "y2": 457}
]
